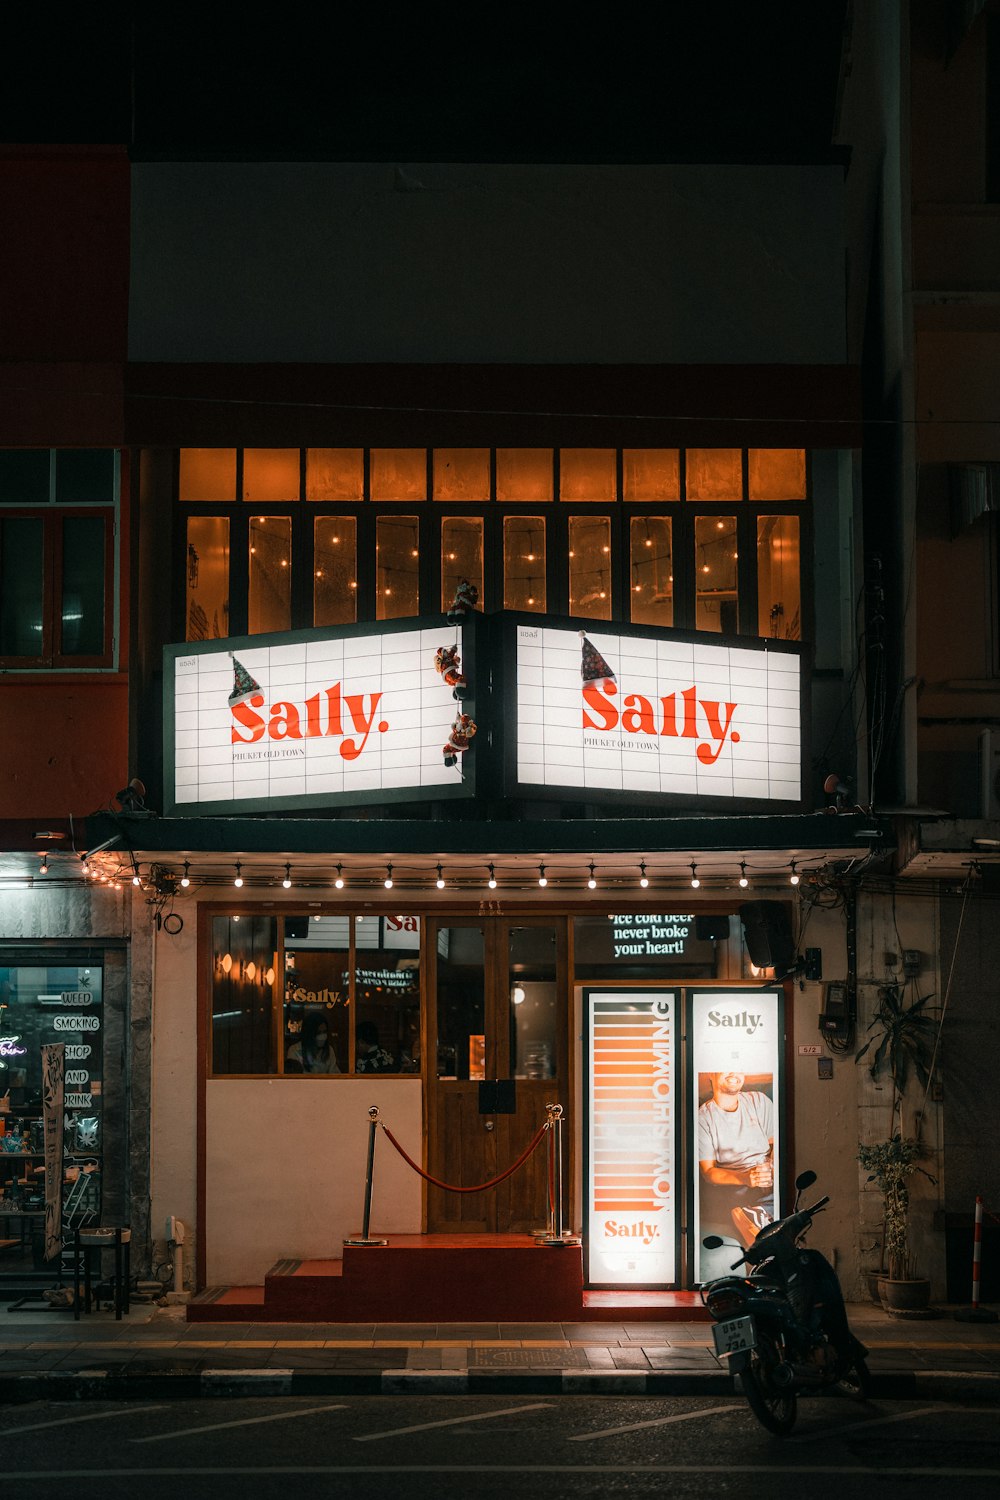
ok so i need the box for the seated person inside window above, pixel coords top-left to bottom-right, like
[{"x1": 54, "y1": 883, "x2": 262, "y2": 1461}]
[
  {"x1": 354, "y1": 1020, "x2": 396, "y2": 1073},
  {"x1": 285, "y1": 1010, "x2": 341, "y2": 1074}
]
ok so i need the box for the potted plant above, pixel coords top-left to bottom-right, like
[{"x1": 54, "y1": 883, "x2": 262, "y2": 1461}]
[{"x1": 855, "y1": 984, "x2": 939, "y2": 1312}]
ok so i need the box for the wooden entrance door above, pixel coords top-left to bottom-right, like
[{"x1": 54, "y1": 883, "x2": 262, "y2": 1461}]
[{"x1": 425, "y1": 918, "x2": 569, "y2": 1234}]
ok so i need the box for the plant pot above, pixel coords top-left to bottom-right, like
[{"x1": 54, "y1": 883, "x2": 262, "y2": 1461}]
[
  {"x1": 865, "y1": 1269, "x2": 885, "y2": 1305},
  {"x1": 877, "y1": 1276, "x2": 931, "y2": 1313}
]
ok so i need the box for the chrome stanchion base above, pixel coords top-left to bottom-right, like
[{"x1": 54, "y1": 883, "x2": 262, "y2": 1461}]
[
  {"x1": 343, "y1": 1236, "x2": 388, "y2": 1247},
  {"x1": 541, "y1": 1232, "x2": 581, "y2": 1247}
]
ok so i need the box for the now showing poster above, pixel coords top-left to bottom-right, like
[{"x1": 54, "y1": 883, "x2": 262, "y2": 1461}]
[
  {"x1": 691, "y1": 988, "x2": 783, "y2": 1284},
  {"x1": 584, "y1": 991, "x2": 677, "y2": 1287}
]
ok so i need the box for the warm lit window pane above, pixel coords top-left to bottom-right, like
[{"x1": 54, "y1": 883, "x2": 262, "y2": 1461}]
[
  {"x1": 496, "y1": 448, "x2": 553, "y2": 502},
  {"x1": 179, "y1": 448, "x2": 236, "y2": 501},
  {"x1": 186, "y1": 516, "x2": 230, "y2": 641},
  {"x1": 568, "y1": 515, "x2": 612, "y2": 618},
  {"x1": 630, "y1": 516, "x2": 673, "y2": 627},
  {"x1": 212, "y1": 915, "x2": 278, "y2": 1075},
  {"x1": 314, "y1": 517, "x2": 357, "y2": 627},
  {"x1": 371, "y1": 448, "x2": 426, "y2": 501},
  {"x1": 243, "y1": 448, "x2": 300, "y2": 503},
  {"x1": 306, "y1": 448, "x2": 364, "y2": 501},
  {"x1": 60, "y1": 514, "x2": 105, "y2": 656},
  {"x1": 560, "y1": 449, "x2": 616, "y2": 501},
  {"x1": 623, "y1": 449, "x2": 680, "y2": 500},
  {"x1": 433, "y1": 448, "x2": 490, "y2": 501},
  {"x1": 503, "y1": 516, "x2": 545, "y2": 610},
  {"x1": 0, "y1": 517, "x2": 43, "y2": 655},
  {"x1": 695, "y1": 515, "x2": 738, "y2": 633},
  {"x1": 249, "y1": 515, "x2": 292, "y2": 633},
  {"x1": 441, "y1": 516, "x2": 484, "y2": 611},
  {"x1": 377, "y1": 514, "x2": 420, "y2": 618},
  {"x1": 749, "y1": 449, "x2": 807, "y2": 501},
  {"x1": 509, "y1": 926, "x2": 558, "y2": 1079},
  {"x1": 686, "y1": 448, "x2": 743, "y2": 501},
  {"x1": 354, "y1": 912, "x2": 420, "y2": 1074},
  {"x1": 757, "y1": 515, "x2": 801, "y2": 639}
]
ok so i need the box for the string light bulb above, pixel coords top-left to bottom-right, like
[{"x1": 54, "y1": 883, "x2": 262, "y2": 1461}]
[
  {"x1": 39, "y1": 855, "x2": 49, "y2": 875},
  {"x1": 233, "y1": 862, "x2": 244, "y2": 888},
  {"x1": 538, "y1": 864, "x2": 547, "y2": 888},
  {"x1": 738, "y1": 860, "x2": 749, "y2": 889},
  {"x1": 282, "y1": 863, "x2": 292, "y2": 890},
  {"x1": 789, "y1": 860, "x2": 800, "y2": 887},
  {"x1": 180, "y1": 861, "x2": 191, "y2": 888},
  {"x1": 436, "y1": 863, "x2": 446, "y2": 890},
  {"x1": 334, "y1": 863, "x2": 345, "y2": 890},
  {"x1": 487, "y1": 863, "x2": 497, "y2": 890},
  {"x1": 384, "y1": 863, "x2": 394, "y2": 890},
  {"x1": 587, "y1": 861, "x2": 597, "y2": 890},
  {"x1": 639, "y1": 861, "x2": 649, "y2": 889},
  {"x1": 690, "y1": 862, "x2": 700, "y2": 889}
]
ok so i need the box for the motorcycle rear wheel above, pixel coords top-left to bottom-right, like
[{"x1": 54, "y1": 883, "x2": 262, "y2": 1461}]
[{"x1": 740, "y1": 1350, "x2": 798, "y2": 1435}]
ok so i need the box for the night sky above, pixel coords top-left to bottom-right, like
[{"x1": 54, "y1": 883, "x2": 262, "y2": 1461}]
[{"x1": 4, "y1": 8, "x2": 849, "y2": 161}]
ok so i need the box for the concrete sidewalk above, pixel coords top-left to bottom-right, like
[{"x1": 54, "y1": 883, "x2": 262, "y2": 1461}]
[{"x1": 1, "y1": 1299, "x2": 998, "y2": 1402}]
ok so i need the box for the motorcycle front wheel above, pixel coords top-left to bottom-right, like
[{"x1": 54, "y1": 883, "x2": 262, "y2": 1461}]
[{"x1": 740, "y1": 1348, "x2": 798, "y2": 1435}]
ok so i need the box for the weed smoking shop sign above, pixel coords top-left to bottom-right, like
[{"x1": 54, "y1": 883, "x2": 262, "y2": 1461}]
[
  {"x1": 515, "y1": 624, "x2": 801, "y2": 802},
  {"x1": 585, "y1": 991, "x2": 676, "y2": 1287},
  {"x1": 165, "y1": 623, "x2": 470, "y2": 814}
]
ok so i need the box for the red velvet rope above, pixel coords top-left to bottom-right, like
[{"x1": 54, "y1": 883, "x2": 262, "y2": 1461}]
[{"x1": 381, "y1": 1120, "x2": 549, "y2": 1194}]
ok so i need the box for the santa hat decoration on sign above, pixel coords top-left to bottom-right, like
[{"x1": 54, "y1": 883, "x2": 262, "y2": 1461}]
[
  {"x1": 228, "y1": 654, "x2": 262, "y2": 707},
  {"x1": 579, "y1": 630, "x2": 616, "y2": 689}
]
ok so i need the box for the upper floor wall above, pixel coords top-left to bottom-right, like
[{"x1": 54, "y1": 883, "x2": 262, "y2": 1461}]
[{"x1": 128, "y1": 162, "x2": 849, "y2": 366}]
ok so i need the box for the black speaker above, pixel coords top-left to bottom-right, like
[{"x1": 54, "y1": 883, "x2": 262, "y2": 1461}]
[
  {"x1": 695, "y1": 915, "x2": 731, "y2": 942},
  {"x1": 739, "y1": 901, "x2": 795, "y2": 974}
]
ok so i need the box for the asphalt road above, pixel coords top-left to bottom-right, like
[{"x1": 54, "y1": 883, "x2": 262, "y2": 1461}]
[{"x1": 0, "y1": 1394, "x2": 997, "y2": 1498}]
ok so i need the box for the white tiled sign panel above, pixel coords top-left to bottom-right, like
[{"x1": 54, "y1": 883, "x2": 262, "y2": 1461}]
[
  {"x1": 515, "y1": 624, "x2": 801, "y2": 803},
  {"x1": 169, "y1": 625, "x2": 468, "y2": 812}
]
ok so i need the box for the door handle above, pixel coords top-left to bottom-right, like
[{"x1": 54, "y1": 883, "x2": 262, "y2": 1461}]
[{"x1": 484, "y1": 1120, "x2": 495, "y2": 1131}]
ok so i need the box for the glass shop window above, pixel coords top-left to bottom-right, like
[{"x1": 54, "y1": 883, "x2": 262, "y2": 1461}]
[
  {"x1": 0, "y1": 962, "x2": 105, "y2": 1239},
  {"x1": 695, "y1": 514, "x2": 738, "y2": 633},
  {"x1": 623, "y1": 449, "x2": 680, "y2": 501},
  {"x1": 0, "y1": 511, "x2": 111, "y2": 668},
  {"x1": 371, "y1": 448, "x2": 426, "y2": 501},
  {"x1": 433, "y1": 449, "x2": 490, "y2": 501},
  {"x1": 496, "y1": 448, "x2": 553, "y2": 502},
  {"x1": 179, "y1": 448, "x2": 237, "y2": 502},
  {"x1": 282, "y1": 915, "x2": 350, "y2": 1075},
  {"x1": 211, "y1": 916, "x2": 279, "y2": 1075},
  {"x1": 435, "y1": 925, "x2": 485, "y2": 1080},
  {"x1": 353, "y1": 914, "x2": 421, "y2": 1074},
  {"x1": 572, "y1": 913, "x2": 721, "y2": 980},
  {"x1": 441, "y1": 516, "x2": 484, "y2": 612},
  {"x1": 560, "y1": 449, "x2": 616, "y2": 502},
  {"x1": 0, "y1": 449, "x2": 51, "y2": 505},
  {"x1": 686, "y1": 448, "x2": 743, "y2": 502},
  {"x1": 306, "y1": 448, "x2": 364, "y2": 501},
  {"x1": 508, "y1": 926, "x2": 558, "y2": 1080},
  {"x1": 376, "y1": 514, "x2": 420, "y2": 619},
  {"x1": 504, "y1": 515, "x2": 546, "y2": 611},
  {"x1": 630, "y1": 516, "x2": 673, "y2": 627},
  {"x1": 186, "y1": 516, "x2": 230, "y2": 641},
  {"x1": 568, "y1": 515, "x2": 612, "y2": 618},
  {"x1": 242, "y1": 448, "x2": 300, "y2": 503},
  {"x1": 757, "y1": 515, "x2": 801, "y2": 640},
  {"x1": 248, "y1": 515, "x2": 292, "y2": 634},
  {"x1": 314, "y1": 517, "x2": 358, "y2": 627},
  {"x1": 748, "y1": 449, "x2": 806, "y2": 501}
]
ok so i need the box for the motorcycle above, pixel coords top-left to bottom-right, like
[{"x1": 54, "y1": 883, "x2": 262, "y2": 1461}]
[{"x1": 701, "y1": 1169, "x2": 870, "y2": 1434}]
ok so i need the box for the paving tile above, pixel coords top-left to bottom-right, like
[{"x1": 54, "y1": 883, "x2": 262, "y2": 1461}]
[
  {"x1": 373, "y1": 1324, "x2": 438, "y2": 1340},
  {"x1": 406, "y1": 1348, "x2": 443, "y2": 1368},
  {"x1": 500, "y1": 1324, "x2": 566, "y2": 1339},
  {"x1": 644, "y1": 1347, "x2": 718, "y2": 1370},
  {"x1": 584, "y1": 1347, "x2": 618, "y2": 1368},
  {"x1": 610, "y1": 1349, "x2": 652, "y2": 1370},
  {"x1": 432, "y1": 1325, "x2": 501, "y2": 1340}
]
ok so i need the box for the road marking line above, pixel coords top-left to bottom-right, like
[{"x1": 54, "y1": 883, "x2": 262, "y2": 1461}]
[
  {"x1": 354, "y1": 1402, "x2": 552, "y2": 1441},
  {"x1": 131, "y1": 1402, "x2": 347, "y2": 1444},
  {"x1": 570, "y1": 1402, "x2": 737, "y2": 1441},
  {"x1": 788, "y1": 1403, "x2": 946, "y2": 1444},
  {"x1": 0, "y1": 1406, "x2": 166, "y2": 1438}
]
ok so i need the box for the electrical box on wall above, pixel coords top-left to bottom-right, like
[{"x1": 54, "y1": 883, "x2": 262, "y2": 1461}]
[{"x1": 820, "y1": 981, "x2": 851, "y2": 1041}]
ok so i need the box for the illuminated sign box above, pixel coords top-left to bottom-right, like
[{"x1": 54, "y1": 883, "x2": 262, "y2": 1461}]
[
  {"x1": 163, "y1": 617, "x2": 477, "y2": 815},
  {"x1": 507, "y1": 616, "x2": 803, "y2": 809}
]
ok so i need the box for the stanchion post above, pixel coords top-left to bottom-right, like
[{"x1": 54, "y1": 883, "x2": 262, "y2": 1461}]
[
  {"x1": 542, "y1": 1103, "x2": 578, "y2": 1246},
  {"x1": 344, "y1": 1106, "x2": 388, "y2": 1248},
  {"x1": 956, "y1": 1193, "x2": 998, "y2": 1322}
]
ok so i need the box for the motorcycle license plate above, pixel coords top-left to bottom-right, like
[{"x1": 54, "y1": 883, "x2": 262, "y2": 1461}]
[{"x1": 712, "y1": 1315, "x2": 757, "y2": 1358}]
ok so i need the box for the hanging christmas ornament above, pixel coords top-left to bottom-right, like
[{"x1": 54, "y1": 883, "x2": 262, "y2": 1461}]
[
  {"x1": 447, "y1": 578, "x2": 480, "y2": 622},
  {"x1": 228, "y1": 654, "x2": 262, "y2": 707},
  {"x1": 579, "y1": 630, "x2": 616, "y2": 688},
  {"x1": 443, "y1": 712, "x2": 477, "y2": 767},
  {"x1": 434, "y1": 643, "x2": 467, "y2": 699}
]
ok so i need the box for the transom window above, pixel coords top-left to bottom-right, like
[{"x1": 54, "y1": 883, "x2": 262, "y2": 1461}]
[{"x1": 178, "y1": 447, "x2": 807, "y2": 643}]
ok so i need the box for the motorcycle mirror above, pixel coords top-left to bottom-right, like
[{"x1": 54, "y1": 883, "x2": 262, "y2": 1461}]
[
  {"x1": 794, "y1": 1170, "x2": 817, "y2": 1191},
  {"x1": 702, "y1": 1235, "x2": 725, "y2": 1249}
]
